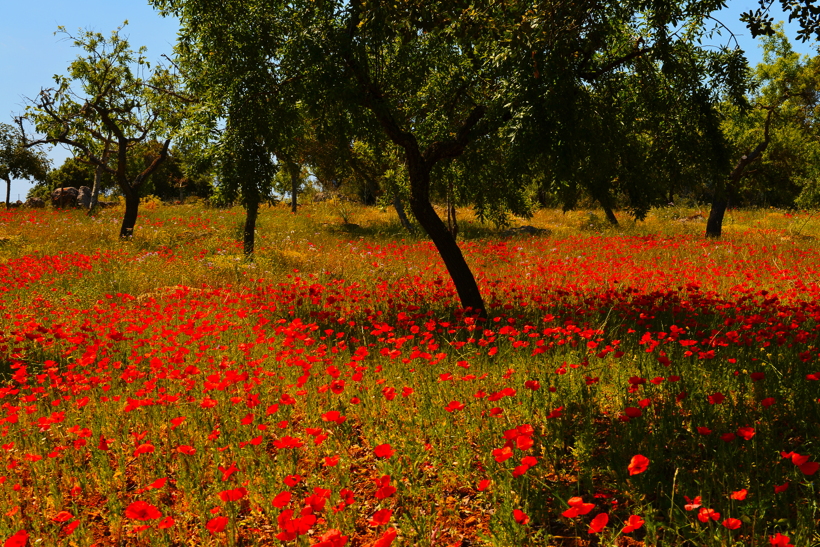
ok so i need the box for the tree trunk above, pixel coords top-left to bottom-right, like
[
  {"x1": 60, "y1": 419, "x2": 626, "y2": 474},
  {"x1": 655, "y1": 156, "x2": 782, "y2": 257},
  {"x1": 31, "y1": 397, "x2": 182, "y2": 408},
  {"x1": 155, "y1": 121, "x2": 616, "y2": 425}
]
[
  {"x1": 407, "y1": 160, "x2": 485, "y2": 316},
  {"x1": 288, "y1": 162, "x2": 299, "y2": 213},
  {"x1": 243, "y1": 193, "x2": 260, "y2": 257},
  {"x1": 602, "y1": 202, "x2": 619, "y2": 227},
  {"x1": 3, "y1": 177, "x2": 9, "y2": 208},
  {"x1": 706, "y1": 190, "x2": 727, "y2": 238},
  {"x1": 120, "y1": 192, "x2": 139, "y2": 238},
  {"x1": 393, "y1": 193, "x2": 415, "y2": 235},
  {"x1": 446, "y1": 179, "x2": 458, "y2": 239},
  {"x1": 706, "y1": 108, "x2": 773, "y2": 239},
  {"x1": 88, "y1": 163, "x2": 104, "y2": 216}
]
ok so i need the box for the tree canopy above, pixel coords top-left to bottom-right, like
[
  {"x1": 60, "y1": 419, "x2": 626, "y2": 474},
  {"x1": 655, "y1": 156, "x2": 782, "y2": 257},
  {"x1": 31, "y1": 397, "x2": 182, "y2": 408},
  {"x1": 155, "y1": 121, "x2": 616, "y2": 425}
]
[{"x1": 0, "y1": 123, "x2": 49, "y2": 207}]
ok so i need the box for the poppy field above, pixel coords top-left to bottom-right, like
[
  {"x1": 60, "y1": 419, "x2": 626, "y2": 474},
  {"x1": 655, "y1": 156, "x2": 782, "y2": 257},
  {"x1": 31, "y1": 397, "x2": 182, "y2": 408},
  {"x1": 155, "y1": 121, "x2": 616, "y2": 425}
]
[{"x1": 0, "y1": 203, "x2": 818, "y2": 546}]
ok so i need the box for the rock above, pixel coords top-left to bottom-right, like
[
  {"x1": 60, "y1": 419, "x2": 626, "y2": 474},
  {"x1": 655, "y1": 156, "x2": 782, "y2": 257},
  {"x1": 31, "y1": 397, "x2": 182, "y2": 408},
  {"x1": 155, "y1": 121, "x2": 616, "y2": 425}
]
[
  {"x1": 6, "y1": 201, "x2": 22, "y2": 209},
  {"x1": 77, "y1": 186, "x2": 92, "y2": 208},
  {"x1": 24, "y1": 197, "x2": 45, "y2": 208},
  {"x1": 499, "y1": 225, "x2": 551, "y2": 238},
  {"x1": 51, "y1": 187, "x2": 79, "y2": 208}
]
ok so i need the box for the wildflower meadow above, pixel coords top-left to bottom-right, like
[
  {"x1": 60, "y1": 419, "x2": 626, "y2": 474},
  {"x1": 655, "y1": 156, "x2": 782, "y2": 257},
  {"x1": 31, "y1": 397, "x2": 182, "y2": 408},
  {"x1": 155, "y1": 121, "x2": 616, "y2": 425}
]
[{"x1": 0, "y1": 202, "x2": 818, "y2": 546}]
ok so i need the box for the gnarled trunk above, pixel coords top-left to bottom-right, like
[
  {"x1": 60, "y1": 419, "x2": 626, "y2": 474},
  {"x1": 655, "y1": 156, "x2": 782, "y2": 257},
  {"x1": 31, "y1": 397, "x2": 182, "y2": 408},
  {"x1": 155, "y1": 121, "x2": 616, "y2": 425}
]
[
  {"x1": 407, "y1": 159, "x2": 484, "y2": 316},
  {"x1": 393, "y1": 193, "x2": 415, "y2": 235},
  {"x1": 243, "y1": 192, "x2": 260, "y2": 257},
  {"x1": 706, "y1": 188, "x2": 728, "y2": 238},
  {"x1": 287, "y1": 162, "x2": 300, "y2": 213},
  {"x1": 120, "y1": 192, "x2": 139, "y2": 238}
]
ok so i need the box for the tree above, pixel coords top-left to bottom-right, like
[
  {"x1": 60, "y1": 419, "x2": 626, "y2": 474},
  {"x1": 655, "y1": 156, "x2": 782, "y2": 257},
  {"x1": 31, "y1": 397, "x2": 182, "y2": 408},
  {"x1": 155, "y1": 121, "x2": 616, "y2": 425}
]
[
  {"x1": 708, "y1": 28, "x2": 820, "y2": 237},
  {"x1": 0, "y1": 123, "x2": 49, "y2": 207},
  {"x1": 18, "y1": 25, "x2": 185, "y2": 236},
  {"x1": 154, "y1": 0, "x2": 751, "y2": 316}
]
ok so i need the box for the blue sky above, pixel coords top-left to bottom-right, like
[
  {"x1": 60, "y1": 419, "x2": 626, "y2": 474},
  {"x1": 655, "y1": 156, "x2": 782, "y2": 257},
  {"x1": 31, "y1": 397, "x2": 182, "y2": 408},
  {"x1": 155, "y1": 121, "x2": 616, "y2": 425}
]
[{"x1": 1, "y1": 1, "x2": 817, "y2": 200}]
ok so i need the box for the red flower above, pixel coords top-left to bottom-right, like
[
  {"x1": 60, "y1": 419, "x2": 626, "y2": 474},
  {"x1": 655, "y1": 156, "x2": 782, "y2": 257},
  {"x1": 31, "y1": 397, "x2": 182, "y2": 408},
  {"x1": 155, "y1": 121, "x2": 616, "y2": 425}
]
[
  {"x1": 312, "y1": 528, "x2": 348, "y2": 547},
  {"x1": 730, "y1": 489, "x2": 748, "y2": 500},
  {"x1": 722, "y1": 517, "x2": 742, "y2": 530},
  {"x1": 370, "y1": 527, "x2": 398, "y2": 547},
  {"x1": 218, "y1": 487, "x2": 247, "y2": 502},
  {"x1": 272, "y1": 491, "x2": 291, "y2": 508},
  {"x1": 492, "y1": 446, "x2": 513, "y2": 463},
  {"x1": 628, "y1": 454, "x2": 649, "y2": 475},
  {"x1": 207, "y1": 516, "x2": 229, "y2": 535},
  {"x1": 697, "y1": 507, "x2": 720, "y2": 523},
  {"x1": 323, "y1": 455, "x2": 340, "y2": 467},
  {"x1": 444, "y1": 400, "x2": 465, "y2": 412},
  {"x1": 374, "y1": 444, "x2": 394, "y2": 459},
  {"x1": 477, "y1": 479, "x2": 491, "y2": 491},
  {"x1": 799, "y1": 461, "x2": 819, "y2": 475},
  {"x1": 375, "y1": 475, "x2": 396, "y2": 500},
  {"x1": 774, "y1": 482, "x2": 789, "y2": 493},
  {"x1": 177, "y1": 445, "x2": 196, "y2": 455},
  {"x1": 707, "y1": 392, "x2": 725, "y2": 405},
  {"x1": 770, "y1": 532, "x2": 795, "y2": 547},
  {"x1": 157, "y1": 516, "x2": 175, "y2": 529},
  {"x1": 562, "y1": 496, "x2": 595, "y2": 518},
  {"x1": 52, "y1": 510, "x2": 74, "y2": 522},
  {"x1": 624, "y1": 407, "x2": 642, "y2": 418},
  {"x1": 125, "y1": 501, "x2": 162, "y2": 521},
  {"x1": 513, "y1": 509, "x2": 529, "y2": 525},
  {"x1": 683, "y1": 495, "x2": 701, "y2": 511},
  {"x1": 588, "y1": 512, "x2": 608, "y2": 534},
  {"x1": 4, "y1": 530, "x2": 28, "y2": 547},
  {"x1": 736, "y1": 427, "x2": 755, "y2": 440},
  {"x1": 133, "y1": 443, "x2": 155, "y2": 456},
  {"x1": 369, "y1": 509, "x2": 392, "y2": 526},
  {"x1": 284, "y1": 474, "x2": 302, "y2": 487},
  {"x1": 622, "y1": 514, "x2": 644, "y2": 533},
  {"x1": 63, "y1": 520, "x2": 80, "y2": 535}
]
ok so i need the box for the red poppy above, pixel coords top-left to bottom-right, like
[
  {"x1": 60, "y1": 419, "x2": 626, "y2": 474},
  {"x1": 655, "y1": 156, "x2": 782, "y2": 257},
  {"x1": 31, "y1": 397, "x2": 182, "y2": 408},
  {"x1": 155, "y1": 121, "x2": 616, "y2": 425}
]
[
  {"x1": 628, "y1": 454, "x2": 649, "y2": 475},
  {"x1": 774, "y1": 482, "x2": 789, "y2": 493},
  {"x1": 622, "y1": 514, "x2": 644, "y2": 533},
  {"x1": 769, "y1": 532, "x2": 795, "y2": 547},
  {"x1": 736, "y1": 427, "x2": 755, "y2": 440},
  {"x1": 63, "y1": 520, "x2": 80, "y2": 535},
  {"x1": 370, "y1": 528, "x2": 398, "y2": 547},
  {"x1": 374, "y1": 444, "x2": 395, "y2": 459},
  {"x1": 284, "y1": 474, "x2": 302, "y2": 487},
  {"x1": 312, "y1": 528, "x2": 348, "y2": 547},
  {"x1": 218, "y1": 487, "x2": 247, "y2": 502},
  {"x1": 707, "y1": 392, "x2": 725, "y2": 405},
  {"x1": 513, "y1": 509, "x2": 529, "y2": 525},
  {"x1": 730, "y1": 489, "x2": 748, "y2": 500},
  {"x1": 125, "y1": 501, "x2": 162, "y2": 521},
  {"x1": 272, "y1": 491, "x2": 291, "y2": 508},
  {"x1": 444, "y1": 400, "x2": 465, "y2": 412},
  {"x1": 588, "y1": 513, "x2": 608, "y2": 534},
  {"x1": 369, "y1": 509, "x2": 392, "y2": 526},
  {"x1": 492, "y1": 446, "x2": 513, "y2": 463},
  {"x1": 177, "y1": 445, "x2": 196, "y2": 455},
  {"x1": 207, "y1": 515, "x2": 229, "y2": 535},
  {"x1": 697, "y1": 507, "x2": 720, "y2": 523},
  {"x1": 157, "y1": 516, "x2": 175, "y2": 529},
  {"x1": 477, "y1": 479, "x2": 491, "y2": 491},
  {"x1": 722, "y1": 517, "x2": 741, "y2": 530},
  {"x1": 323, "y1": 455, "x2": 340, "y2": 467},
  {"x1": 4, "y1": 530, "x2": 28, "y2": 547},
  {"x1": 52, "y1": 510, "x2": 74, "y2": 522},
  {"x1": 799, "y1": 461, "x2": 819, "y2": 475}
]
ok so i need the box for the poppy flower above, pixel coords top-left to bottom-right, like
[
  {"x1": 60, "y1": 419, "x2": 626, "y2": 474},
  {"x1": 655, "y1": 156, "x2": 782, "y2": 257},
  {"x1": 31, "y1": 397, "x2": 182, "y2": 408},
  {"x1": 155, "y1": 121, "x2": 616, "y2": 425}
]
[
  {"x1": 707, "y1": 392, "x2": 725, "y2": 405},
  {"x1": 63, "y1": 520, "x2": 80, "y2": 535},
  {"x1": 132, "y1": 443, "x2": 155, "y2": 456},
  {"x1": 157, "y1": 516, "x2": 175, "y2": 529},
  {"x1": 284, "y1": 474, "x2": 302, "y2": 487},
  {"x1": 477, "y1": 479, "x2": 491, "y2": 491},
  {"x1": 4, "y1": 530, "x2": 28, "y2": 547},
  {"x1": 628, "y1": 454, "x2": 649, "y2": 475},
  {"x1": 125, "y1": 501, "x2": 162, "y2": 521},
  {"x1": 374, "y1": 444, "x2": 394, "y2": 459},
  {"x1": 177, "y1": 445, "x2": 196, "y2": 455},
  {"x1": 769, "y1": 533, "x2": 795, "y2": 547},
  {"x1": 323, "y1": 455, "x2": 340, "y2": 467},
  {"x1": 370, "y1": 528, "x2": 398, "y2": 547},
  {"x1": 512, "y1": 509, "x2": 529, "y2": 525},
  {"x1": 444, "y1": 400, "x2": 465, "y2": 412},
  {"x1": 622, "y1": 514, "x2": 644, "y2": 533},
  {"x1": 272, "y1": 491, "x2": 291, "y2": 508},
  {"x1": 492, "y1": 446, "x2": 513, "y2": 463},
  {"x1": 774, "y1": 482, "x2": 789, "y2": 493},
  {"x1": 52, "y1": 511, "x2": 73, "y2": 523},
  {"x1": 697, "y1": 507, "x2": 720, "y2": 523},
  {"x1": 369, "y1": 509, "x2": 392, "y2": 526},
  {"x1": 218, "y1": 487, "x2": 247, "y2": 502},
  {"x1": 736, "y1": 427, "x2": 755, "y2": 440},
  {"x1": 207, "y1": 515, "x2": 228, "y2": 535},
  {"x1": 313, "y1": 528, "x2": 348, "y2": 547},
  {"x1": 722, "y1": 517, "x2": 741, "y2": 530},
  {"x1": 730, "y1": 489, "x2": 748, "y2": 500},
  {"x1": 799, "y1": 460, "x2": 819, "y2": 475},
  {"x1": 588, "y1": 513, "x2": 608, "y2": 534},
  {"x1": 683, "y1": 495, "x2": 701, "y2": 511}
]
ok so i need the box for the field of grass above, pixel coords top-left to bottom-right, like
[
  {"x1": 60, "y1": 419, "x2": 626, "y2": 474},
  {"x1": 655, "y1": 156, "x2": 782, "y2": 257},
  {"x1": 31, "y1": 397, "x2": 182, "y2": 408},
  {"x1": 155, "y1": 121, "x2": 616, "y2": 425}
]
[{"x1": 0, "y1": 200, "x2": 818, "y2": 546}]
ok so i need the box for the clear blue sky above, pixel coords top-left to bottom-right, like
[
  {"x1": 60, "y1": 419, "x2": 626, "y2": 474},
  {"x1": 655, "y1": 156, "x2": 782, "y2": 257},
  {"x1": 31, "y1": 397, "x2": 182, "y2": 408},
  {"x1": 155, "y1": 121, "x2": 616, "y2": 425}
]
[{"x1": 1, "y1": 1, "x2": 816, "y2": 200}]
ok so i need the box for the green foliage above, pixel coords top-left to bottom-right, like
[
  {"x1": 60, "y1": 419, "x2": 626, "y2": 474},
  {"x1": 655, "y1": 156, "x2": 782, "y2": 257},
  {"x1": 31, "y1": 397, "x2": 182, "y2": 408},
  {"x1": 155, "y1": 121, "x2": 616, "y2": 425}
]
[
  {"x1": 0, "y1": 123, "x2": 49, "y2": 203},
  {"x1": 720, "y1": 27, "x2": 820, "y2": 208}
]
